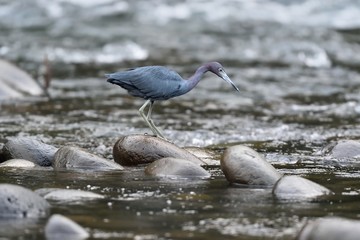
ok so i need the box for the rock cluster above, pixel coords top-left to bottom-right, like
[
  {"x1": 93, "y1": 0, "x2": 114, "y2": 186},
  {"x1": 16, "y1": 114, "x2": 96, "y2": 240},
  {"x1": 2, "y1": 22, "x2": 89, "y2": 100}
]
[{"x1": 1, "y1": 135, "x2": 359, "y2": 239}]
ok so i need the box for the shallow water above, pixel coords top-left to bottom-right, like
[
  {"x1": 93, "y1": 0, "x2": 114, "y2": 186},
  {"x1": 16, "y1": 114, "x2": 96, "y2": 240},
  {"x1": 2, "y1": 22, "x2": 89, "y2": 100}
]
[
  {"x1": 1, "y1": 0, "x2": 360, "y2": 239},
  {"x1": 1, "y1": 166, "x2": 360, "y2": 239}
]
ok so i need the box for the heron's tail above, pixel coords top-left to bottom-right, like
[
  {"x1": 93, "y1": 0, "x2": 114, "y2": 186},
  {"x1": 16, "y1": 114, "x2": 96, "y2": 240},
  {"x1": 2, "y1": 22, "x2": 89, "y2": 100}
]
[
  {"x1": 106, "y1": 78, "x2": 119, "y2": 84},
  {"x1": 105, "y1": 74, "x2": 121, "y2": 85}
]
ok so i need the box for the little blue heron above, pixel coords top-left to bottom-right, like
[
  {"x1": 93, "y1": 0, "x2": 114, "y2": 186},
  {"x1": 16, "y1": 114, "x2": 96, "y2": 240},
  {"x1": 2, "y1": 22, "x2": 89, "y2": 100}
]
[{"x1": 106, "y1": 62, "x2": 240, "y2": 139}]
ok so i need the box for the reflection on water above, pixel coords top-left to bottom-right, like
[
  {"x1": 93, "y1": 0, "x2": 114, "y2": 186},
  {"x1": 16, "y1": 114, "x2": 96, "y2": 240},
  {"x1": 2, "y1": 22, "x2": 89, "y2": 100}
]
[
  {"x1": 1, "y1": 167, "x2": 360, "y2": 239},
  {"x1": 1, "y1": 0, "x2": 360, "y2": 239}
]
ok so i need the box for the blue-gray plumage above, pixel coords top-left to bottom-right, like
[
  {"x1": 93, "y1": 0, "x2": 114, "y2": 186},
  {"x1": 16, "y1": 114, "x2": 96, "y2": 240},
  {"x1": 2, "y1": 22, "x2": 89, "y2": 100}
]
[{"x1": 106, "y1": 62, "x2": 240, "y2": 139}]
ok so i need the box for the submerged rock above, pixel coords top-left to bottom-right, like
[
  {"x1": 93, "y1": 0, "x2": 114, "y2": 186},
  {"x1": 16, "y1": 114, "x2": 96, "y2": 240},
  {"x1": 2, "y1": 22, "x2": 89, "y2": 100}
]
[
  {"x1": 298, "y1": 217, "x2": 360, "y2": 240},
  {"x1": 0, "y1": 59, "x2": 43, "y2": 99},
  {"x1": 36, "y1": 188, "x2": 104, "y2": 202},
  {"x1": 145, "y1": 157, "x2": 211, "y2": 178},
  {"x1": 2, "y1": 137, "x2": 58, "y2": 166},
  {"x1": 273, "y1": 175, "x2": 332, "y2": 200},
  {"x1": 221, "y1": 145, "x2": 282, "y2": 186},
  {"x1": 53, "y1": 146, "x2": 123, "y2": 170},
  {"x1": 113, "y1": 135, "x2": 205, "y2": 166},
  {"x1": 45, "y1": 214, "x2": 89, "y2": 240},
  {"x1": 0, "y1": 184, "x2": 50, "y2": 218},
  {"x1": 0, "y1": 159, "x2": 37, "y2": 168},
  {"x1": 0, "y1": 218, "x2": 39, "y2": 238}
]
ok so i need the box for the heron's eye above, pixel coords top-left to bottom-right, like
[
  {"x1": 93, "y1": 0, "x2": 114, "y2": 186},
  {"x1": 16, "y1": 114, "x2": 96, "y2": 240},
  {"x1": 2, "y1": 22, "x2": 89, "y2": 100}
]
[{"x1": 218, "y1": 68, "x2": 224, "y2": 72}]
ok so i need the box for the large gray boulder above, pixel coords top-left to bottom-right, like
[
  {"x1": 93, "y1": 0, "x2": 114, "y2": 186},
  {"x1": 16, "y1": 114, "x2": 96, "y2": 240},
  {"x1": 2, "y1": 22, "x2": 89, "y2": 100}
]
[
  {"x1": 0, "y1": 184, "x2": 50, "y2": 218},
  {"x1": 2, "y1": 137, "x2": 58, "y2": 166},
  {"x1": 221, "y1": 145, "x2": 282, "y2": 186},
  {"x1": 113, "y1": 135, "x2": 205, "y2": 166},
  {"x1": 53, "y1": 146, "x2": 123, "y2": 170},
  {"x1": 273, "y1": 175, "x2": 332, "y2": 200}
]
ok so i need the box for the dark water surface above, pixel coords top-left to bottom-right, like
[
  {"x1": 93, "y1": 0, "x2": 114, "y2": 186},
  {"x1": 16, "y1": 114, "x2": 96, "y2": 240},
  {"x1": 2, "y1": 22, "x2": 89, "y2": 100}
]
[{"x1": 1, "y1": 0, "x2": 360, "y2": 239}]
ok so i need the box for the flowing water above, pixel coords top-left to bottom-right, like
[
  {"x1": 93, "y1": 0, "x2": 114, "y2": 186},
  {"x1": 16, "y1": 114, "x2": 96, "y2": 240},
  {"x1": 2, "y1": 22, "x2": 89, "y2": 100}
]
[{"x1": 1, "y1": 0, "x2": 360, "y2": 239}]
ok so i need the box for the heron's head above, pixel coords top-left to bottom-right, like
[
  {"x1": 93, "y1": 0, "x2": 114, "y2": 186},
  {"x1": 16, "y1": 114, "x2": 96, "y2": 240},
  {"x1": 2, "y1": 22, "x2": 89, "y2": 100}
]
[{"x1": 208, "y1": 62, "x2": 240, "y2": 92}]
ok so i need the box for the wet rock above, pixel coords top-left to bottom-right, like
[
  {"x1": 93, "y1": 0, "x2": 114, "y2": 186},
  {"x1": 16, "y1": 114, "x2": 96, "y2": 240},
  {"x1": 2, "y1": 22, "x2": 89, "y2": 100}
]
[
  {"x1": 0, "y1": 59, "x2": 43, "y2": 99},
  {"x1": 45, "y1": 214, "x2": 89, "y2": 240},
  {"x1": 36, "y1": 188, "x2": 104, "y2": 202},
  {"x1": 326, "y1": 140, "x2": 360, "y2": 159},
  {"x1": 0, "y1": 159, "x2": 37, "y2": 168},
  {"x1": 298, "y1": 217, "x2": 360, "y2": 240},
  {"x1": 221, "y1": 145, "x2": 282, "y2": 186},
  {"x1": 2, "y1": 137, "x2": 58, "y2": 166},
  {"x1": 145, "y1": 157, "x2": 211, "y2": 178},
  {"x1": 311, "y1": 140, "x2": 360, "y2": 167},
  {"x1": 0, "y1": 184, "x2": 50, "y2": 218},
  {"x1": 113, "y1": 135, "x2": 205, "y2": 166},
  {"x1": 53, "y1": 146, "x2": 123, "y2": 170},
  {"x1": 273, "y1": 175, "x2": 332, "y2": 200}
]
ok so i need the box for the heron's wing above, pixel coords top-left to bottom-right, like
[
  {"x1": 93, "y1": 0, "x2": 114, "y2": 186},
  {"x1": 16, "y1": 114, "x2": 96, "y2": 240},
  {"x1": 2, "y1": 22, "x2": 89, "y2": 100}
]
[
  {"x1": 128, "y1": 66, "x2": 185, "y2": 100},
  {"x1": 107, "y1": 66, "x2": 185, "y2": 100}
]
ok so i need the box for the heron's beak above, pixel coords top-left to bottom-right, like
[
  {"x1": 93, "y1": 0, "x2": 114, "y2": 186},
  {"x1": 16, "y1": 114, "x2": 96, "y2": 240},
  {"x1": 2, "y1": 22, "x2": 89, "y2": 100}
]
[{"x1": 220, "y1": 71, "x2": 240, "y2": 92}]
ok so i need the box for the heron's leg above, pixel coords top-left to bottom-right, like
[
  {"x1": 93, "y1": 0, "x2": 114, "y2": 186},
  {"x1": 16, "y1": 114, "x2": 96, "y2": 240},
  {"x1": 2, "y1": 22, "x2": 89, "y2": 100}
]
[
  {"x1": 138, "y1": 100, "x2": 166, "y2": 139},
  {"x1": 146, "y1": 101, "x2": 166, "y2": 139},
  {"x1": 139, "y1": 100, "x2": 154, "y2": 134},
  {"x1": 146, "y1": 100, "x2": 154, "y2": 119}
]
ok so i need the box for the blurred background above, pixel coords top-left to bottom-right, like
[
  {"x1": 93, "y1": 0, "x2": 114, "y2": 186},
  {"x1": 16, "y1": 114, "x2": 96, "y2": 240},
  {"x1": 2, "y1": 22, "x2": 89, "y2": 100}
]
[
  {"x1": 0, "y1": 0, "x2": 360, "y2": 150},
  {"x1": 1, "y1": 0, "x2": 360, "y2": 68}
]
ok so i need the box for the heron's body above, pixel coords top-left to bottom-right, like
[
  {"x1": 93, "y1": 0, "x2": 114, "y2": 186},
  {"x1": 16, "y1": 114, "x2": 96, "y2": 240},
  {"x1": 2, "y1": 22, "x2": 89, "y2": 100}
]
[
  {"x1": 106, "y1": 66, "x2": 189, "y2": 100},
  {"x1": 106, "y1": 62, "x2": 239, "y2": 139}
]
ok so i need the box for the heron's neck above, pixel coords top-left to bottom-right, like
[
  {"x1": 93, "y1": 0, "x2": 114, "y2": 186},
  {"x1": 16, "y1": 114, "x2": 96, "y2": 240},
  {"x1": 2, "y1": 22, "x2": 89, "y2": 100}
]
[{"x1": 186, "y1": 65, "x2": 209, "y2": 90}]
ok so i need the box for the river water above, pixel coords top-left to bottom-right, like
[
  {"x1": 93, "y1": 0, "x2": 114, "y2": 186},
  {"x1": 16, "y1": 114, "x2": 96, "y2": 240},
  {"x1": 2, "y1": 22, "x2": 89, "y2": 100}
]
[{"x1": 1, "y1": 0, "x2": 360, "y2": 239}]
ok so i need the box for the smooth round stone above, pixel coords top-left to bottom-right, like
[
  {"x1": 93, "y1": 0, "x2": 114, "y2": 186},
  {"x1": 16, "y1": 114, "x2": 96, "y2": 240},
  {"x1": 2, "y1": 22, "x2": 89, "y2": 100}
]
[
  {"x1": 2, "y1": 137, "x2": 58, "y2": 166},
  {"x1": 329, "y1": 140, "x2": 360, "y2": 159},
  {"x1": 45, "y1": 214, "x2": 89, "y2": 240},
  {"x1": 53, "y1": 146, "x2": 124, "y2": 170},
  {"x1": 0, "y1": 184, "x2": 50, "y2": 218},
  {"x1": 145, "y1": 157, "x2": 211, "y2": 178},
  {"x1": 221, "y1": 145, "x2": 282, "y2": 186},
  {"x1": 36, "y1": 188, "x2": 104, "y2": 202},
  {"x1": 273, "y1": 175, "x2": 332, "y2": 200},
  {"x1": 0, "y1": 159, "x2": 37, "y2": 168},
  {"x1": 0, "y1": 59, "x2": 43, "y2": 99},
  {"x1": 113, "y1": 135, "x2": 205, "y2": 166},
  {"x1": 298, "y1": 217, "x2": 360, "y2": 240}
]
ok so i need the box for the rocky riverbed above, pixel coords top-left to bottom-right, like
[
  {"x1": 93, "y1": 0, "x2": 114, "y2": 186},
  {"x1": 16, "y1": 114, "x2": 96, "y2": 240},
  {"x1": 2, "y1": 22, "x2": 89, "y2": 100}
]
[{"x1": 1, "y1": 0, "x2": 360, "y2": 239}]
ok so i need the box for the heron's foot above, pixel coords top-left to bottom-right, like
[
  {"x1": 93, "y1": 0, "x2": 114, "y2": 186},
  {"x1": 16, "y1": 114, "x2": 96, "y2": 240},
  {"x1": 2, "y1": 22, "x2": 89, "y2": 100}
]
[
  {"x1": 148, "y1": 119, "x2": 167, "y2": 140},
  {"x1": 143, "y1": 132, "x2": 168, "y2": 141},
  {"x1": 144, "y1": 132, "x2": 158, "y2": 137},
  {"x1": 156, "y1": 134, "x2": 168, "y2": 141}
]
